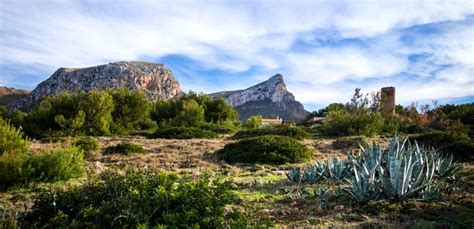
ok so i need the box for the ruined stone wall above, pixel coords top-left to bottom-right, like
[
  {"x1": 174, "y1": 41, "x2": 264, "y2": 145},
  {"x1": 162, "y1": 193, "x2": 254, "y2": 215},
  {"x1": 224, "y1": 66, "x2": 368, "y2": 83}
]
[{"x1": 381, "y1": 87, "x2": 396, "y2": 116}]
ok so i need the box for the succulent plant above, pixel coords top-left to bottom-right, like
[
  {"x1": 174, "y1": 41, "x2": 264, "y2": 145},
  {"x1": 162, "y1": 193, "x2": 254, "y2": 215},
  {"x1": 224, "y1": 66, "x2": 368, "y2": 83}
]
[{"x1": 345, "y1": 136, "x2": 459, "y2": 201}]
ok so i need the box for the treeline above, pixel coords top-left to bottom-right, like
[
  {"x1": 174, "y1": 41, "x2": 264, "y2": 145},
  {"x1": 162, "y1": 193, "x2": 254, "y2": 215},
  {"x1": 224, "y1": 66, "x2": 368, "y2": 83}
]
[{"x1": 0, "y1": 88, "x2": 240, "y2": 139}]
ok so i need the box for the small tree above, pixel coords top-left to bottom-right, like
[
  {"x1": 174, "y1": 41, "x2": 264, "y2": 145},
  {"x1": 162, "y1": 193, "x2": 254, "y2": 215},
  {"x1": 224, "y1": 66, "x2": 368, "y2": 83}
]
[{"x1": 244, "y1": 115, "x2": 263, "y2": 129}]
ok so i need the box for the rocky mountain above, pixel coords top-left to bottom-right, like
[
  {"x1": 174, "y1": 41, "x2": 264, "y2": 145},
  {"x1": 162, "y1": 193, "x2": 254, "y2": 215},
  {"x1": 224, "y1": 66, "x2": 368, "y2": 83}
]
[
  {"x1": 12, "y1": 61, "x2": 181, "y2": 110},
  {"x1": 0, "y1": 86, "x2": 30, "y2": 106},
  {"x1": 209, "y1": 74, "x2": 309, "y2": 121}
]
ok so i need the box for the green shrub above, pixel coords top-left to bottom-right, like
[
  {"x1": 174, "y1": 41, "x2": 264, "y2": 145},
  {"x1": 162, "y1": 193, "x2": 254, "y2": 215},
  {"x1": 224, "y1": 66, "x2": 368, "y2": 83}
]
[
  {"x1": 21, "y1": 170, "x2": 247, "y2": 228},
  {"x1": 24, "y1": 146, "x2": 85, "y2": 182},
  {"x1": 232, "y1": 126, "x2": 312, "y2": 140},
  {"x1": 332, "y1": 135, "x2": 367, "y2": 149},
  {"x1": 409, "y1": 131, "x2": 474, "y2": 161},
  {"x1": 149, "y1": 127, "x2": 218, "y2": 139},
  {"x1": 0, "y1": 117, "x2": 29, "y2": 188},
  {"x1": 104, "y1": 143, "x2": 145, "y2": 155},
  {"x1": 321, "y1": 108, "x2": 384, "y2": 137},
  {"x1": 218, "y1": 135, "x2": 313, "y2": 164},
  {"x1": 0, "y1": 117, "x2": 29, "y2": 156},
  {"x1": 73, "y1": 137, "x2": 100, "y2": 158},
  {"x1": 243, "y1": 115, "x2": 263, "y2": 128}
]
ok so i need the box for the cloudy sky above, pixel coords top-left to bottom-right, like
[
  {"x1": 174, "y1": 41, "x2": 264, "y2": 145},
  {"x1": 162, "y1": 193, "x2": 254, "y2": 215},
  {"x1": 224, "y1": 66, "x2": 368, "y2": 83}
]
[{"x1": 0, "y1": 0, "x2": 473, "y2": 110}]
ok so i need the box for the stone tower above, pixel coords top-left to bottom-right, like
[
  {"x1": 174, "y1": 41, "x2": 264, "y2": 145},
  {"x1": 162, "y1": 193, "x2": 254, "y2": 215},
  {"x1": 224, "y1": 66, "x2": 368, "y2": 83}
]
[{"x1": 381, "y1": 87, "x2": 396, "y2": 116}]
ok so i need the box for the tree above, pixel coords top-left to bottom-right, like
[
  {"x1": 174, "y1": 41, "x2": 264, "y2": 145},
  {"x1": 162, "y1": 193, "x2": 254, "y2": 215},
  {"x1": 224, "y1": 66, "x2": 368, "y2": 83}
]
[
  {"x1": 244, "y1": 115, "x2": 263, "y2": 129},
  {"x1": 108, "y1": 88, "x2": 151, "y2": 133},
  {"x1": 172, "y1": 99, "x2": 205, "y2": 127}
]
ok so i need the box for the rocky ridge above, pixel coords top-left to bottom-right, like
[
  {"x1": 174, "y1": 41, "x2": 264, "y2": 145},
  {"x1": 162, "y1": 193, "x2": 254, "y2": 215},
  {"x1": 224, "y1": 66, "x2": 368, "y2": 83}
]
[
  {"x1": 12, "y1": 61, "x2": 181, "y2": 110},
  {"x1": 209, "y1": 74, "x2": 309, "y2": 121}
]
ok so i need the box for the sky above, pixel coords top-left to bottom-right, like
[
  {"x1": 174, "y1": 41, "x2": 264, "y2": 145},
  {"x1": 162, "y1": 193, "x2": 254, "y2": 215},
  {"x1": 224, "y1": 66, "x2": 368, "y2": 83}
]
[{"x1": 0, "y1": 0, "x2": 473, "y2": 111}]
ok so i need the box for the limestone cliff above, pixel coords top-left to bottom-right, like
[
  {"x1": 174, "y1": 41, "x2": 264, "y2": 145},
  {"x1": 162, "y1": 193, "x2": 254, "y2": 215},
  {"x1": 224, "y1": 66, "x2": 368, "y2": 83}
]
[{"x1": 12, "y1": 61, "x2": 181, "y2": 110}]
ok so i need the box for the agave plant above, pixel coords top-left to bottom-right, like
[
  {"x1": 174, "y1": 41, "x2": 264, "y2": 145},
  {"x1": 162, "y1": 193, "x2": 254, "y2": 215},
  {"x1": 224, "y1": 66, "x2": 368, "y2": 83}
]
[
  {"x1": 286, "y1": 167, "x2": 303, "y2": 184},
  {"x1": 345, "y1": 136, "x2": 459, "y2": 201},
  {"x1": 325, "y1": 156, "x2": 349, "y2": 182}
]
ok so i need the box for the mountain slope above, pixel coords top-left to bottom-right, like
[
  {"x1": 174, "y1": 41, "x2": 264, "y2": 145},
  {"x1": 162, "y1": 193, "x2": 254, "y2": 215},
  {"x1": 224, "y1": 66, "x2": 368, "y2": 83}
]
[
  {"x1": 209, "y1": 74, "x2": 309, "y2": 121},
  {"x1": 12, "y1": 61, "x2": 181, "y2": 110}
]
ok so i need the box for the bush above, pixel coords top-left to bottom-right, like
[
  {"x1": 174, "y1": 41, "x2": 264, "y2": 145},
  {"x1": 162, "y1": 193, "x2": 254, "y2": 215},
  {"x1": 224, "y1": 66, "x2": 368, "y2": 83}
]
[
  {"x1": 243, "y1": 115, "x2": 263, "y2": 129},
  {"x1": 73, "y1": 137, "x2": 100, "y2": 158},
  {"x1": 0, "y1": 117, "x2": 29, "y2": 156},
  {"x1": 24, "y1": 146, "x2": 85, "y2": 182},
  {"x1": 0, "y1": 117, "x2": 29, "y2": 187},
  {"x1": 21, "y1": 170, "x2": 246, "y2": 228},
  {"x1": 148, "y1": 127, "x2": 218, "y2": 139},
  {"x1": 332, "y1": 135, "x2": 367, "y2": 149},
  {"x1": 232, "y1": 126, "x2": 312, "y2": 140},
  {"x1": 218, "y1": 135, "x2": 313, "y2": 164},
  {"x1": 104, "y1": 143, "x2": 145, "y2": 155},
  {"x1": 409, "y1": 131, "x2": 474, "y2": 161}
]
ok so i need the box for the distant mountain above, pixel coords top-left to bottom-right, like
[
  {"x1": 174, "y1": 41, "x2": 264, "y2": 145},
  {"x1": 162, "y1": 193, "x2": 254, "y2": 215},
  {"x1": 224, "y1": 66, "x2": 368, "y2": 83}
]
[
  {"x1": 209, "y1": 74, "x2": 309, "y2": 121},
  {"x1": 11, "y1": 61, "x2": 181, "y2": 110},
  {"x1": 0, "y1": 86, "x2": 30, "y2": 106}
]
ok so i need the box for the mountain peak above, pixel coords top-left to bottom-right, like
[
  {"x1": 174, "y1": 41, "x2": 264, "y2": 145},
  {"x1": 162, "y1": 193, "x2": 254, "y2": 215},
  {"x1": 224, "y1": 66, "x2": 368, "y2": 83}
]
[
  {"x1": 209, "y1": 74, "x2": 309, "y2": 120},
  {"x1": 268, "y1": 74, "x2": 284, "y2": 82}
]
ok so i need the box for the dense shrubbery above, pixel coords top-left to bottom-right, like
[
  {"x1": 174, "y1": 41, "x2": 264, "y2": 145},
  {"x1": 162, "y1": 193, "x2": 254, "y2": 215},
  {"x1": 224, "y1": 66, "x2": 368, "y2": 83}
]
[
  {"x1": 21, "y1": 170, "x2": 246, "y2": 228},
  {"x1": 232, "y1": 126, "x2": 312, "y2": 140},
  {"x1": 1, "y1": 118, "x2": 85, "y2": 188},
  {"x1": 218, "y1": 135, "x2": 313, "y2": 164},
  {"x1": 149, "y1": 127, "x2": 218, "y2": 139},
  {"x1": 104, "y1": 143, "x2": 145, "y2": 155},
  {"x1": 24, "y1": 146, "x2": 85, "y2": 183}
]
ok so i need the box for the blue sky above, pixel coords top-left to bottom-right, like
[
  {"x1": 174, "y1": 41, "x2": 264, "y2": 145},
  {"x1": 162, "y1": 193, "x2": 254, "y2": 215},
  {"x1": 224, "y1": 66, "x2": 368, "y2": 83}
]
[{"x1": 0, "y1": 0, "x2": 473, "y2": 111}]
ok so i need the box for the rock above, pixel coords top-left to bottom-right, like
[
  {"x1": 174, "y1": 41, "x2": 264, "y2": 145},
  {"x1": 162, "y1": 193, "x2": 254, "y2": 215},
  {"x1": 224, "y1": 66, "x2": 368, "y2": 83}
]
[
  {"x1": 0, "y1": 86, "x2": 30, "y2": 106},
  {"x1": 11, "y1": 61, "x2": 181, "y2": 110},
  {"x1": 209, "y1": 74, "x2": 309, "y2": 121}
]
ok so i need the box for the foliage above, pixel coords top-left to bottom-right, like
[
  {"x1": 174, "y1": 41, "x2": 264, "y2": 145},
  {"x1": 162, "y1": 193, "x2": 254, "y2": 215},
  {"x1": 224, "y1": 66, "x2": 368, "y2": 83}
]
[
  {"x1": 25, "y1": 90, "x2": 114, "y2": 137},
  {"x1": 244, "y1": 115, "x2": 263, "y2": 129},
  {"x1": 148, "y1": 127, "x2": 218, "y2": 139},
  {"x1": 232, "y1": 126, "x2": 312, "y2": 140},
  {"x1": 332, "y1": 135, "x2": 367, "y2": 149},
  {"x1": 0, "y1": 117, "x2": 29, "y2": 156},
  {"x1": 108, "y1": 88, "x2": 151, "y2": 134},
  {"x1": 345, "y1": 137, "x2": 460, "y2": 201},
  {"x1": 24, "y1": 146, "x2": 85, "y2": 183},
  {"x1": 0, "y1": 117, "x2": 30, "y2": 188},
  {"x1": 104, "y1": 143, "x2": 145, "y2": 155},
  {"x1": 218, "y1": 135, "x2": 313, "y2": 164},
  {"x1": 21, "y1": 170, "x2": 246, "y2": 228},
  {"x1": 409, "y1": 131, "x2": 474, "y2": 161},
  {"x1": 151, "y1": 92, "x2": 239, "y2": 129},
  {"x1": 73, "y1": 137, "x2": 100, "y2": 158}
]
